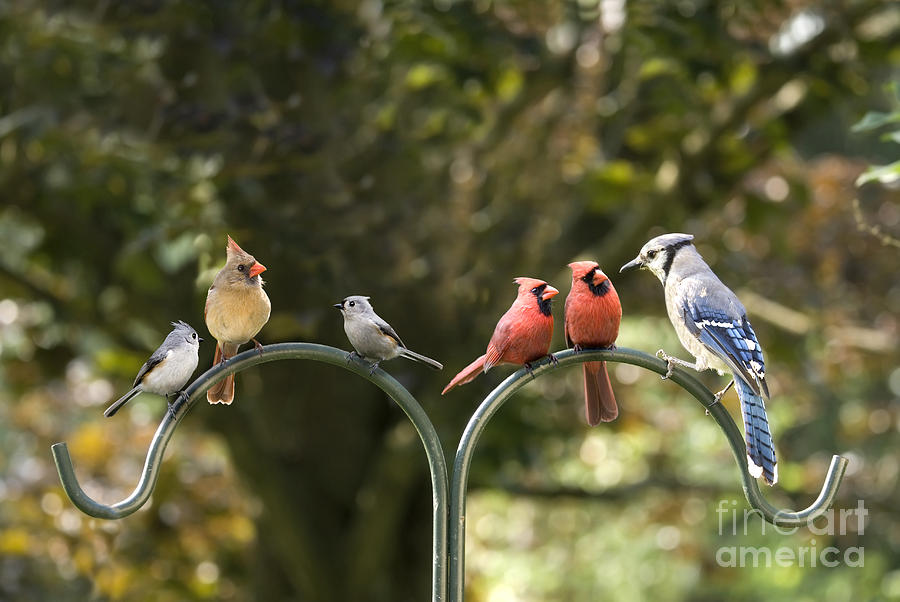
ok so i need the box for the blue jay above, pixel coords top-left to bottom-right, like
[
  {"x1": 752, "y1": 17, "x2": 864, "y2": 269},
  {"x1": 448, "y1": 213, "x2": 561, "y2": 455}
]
[{"x1": 620, "y1": 233, "x2": 777, "y2": 485}]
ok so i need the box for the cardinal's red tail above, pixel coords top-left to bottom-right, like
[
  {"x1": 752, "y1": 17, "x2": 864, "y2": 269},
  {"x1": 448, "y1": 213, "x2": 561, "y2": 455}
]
[
  {"x1": 207, "y1": 342, "x2": 238, "y2": 405},
  {"x1": 583, "y1": 361, "x2": 617, "y2": 425},
  {"x1": 442, "y1": 354, "x2": 487, "y2": 395}
]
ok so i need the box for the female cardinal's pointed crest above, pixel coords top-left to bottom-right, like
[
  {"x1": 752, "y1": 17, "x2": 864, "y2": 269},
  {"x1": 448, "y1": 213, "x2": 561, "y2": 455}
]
[{"x1": 226, "y1": 235, "x2": 247, "y2": 256}]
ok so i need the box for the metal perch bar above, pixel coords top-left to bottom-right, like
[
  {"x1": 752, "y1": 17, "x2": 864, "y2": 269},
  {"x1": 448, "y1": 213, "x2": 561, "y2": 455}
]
[
  {"x1": 53, "y1": 344, "x2": 849, "y2": 602},
  {"x1": 448, "y1": 347, "x2": 849, "y2": 602},
  {"x1": 51, "y1": 343, "x2": 450, "y2": 602}
]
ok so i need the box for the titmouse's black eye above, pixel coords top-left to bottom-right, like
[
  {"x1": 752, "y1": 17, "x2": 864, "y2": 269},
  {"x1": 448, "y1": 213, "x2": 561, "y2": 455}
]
[
  {"x1": 192, "y1": 333, "x2": 197, "y2": 339},
  {"x1": 646, "y1": 250, "x2": 657, "y2": 259},
  {"x1": 349, "y1": 301, "x2": 355, "y2": 307},
  {"x1": 237, "y1": 264, "x2": 246, "y2": 272}
]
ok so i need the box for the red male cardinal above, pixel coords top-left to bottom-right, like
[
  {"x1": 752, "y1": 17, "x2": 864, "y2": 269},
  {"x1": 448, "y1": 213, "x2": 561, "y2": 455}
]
[
  {"x1": 564, "y1": 261, "x2": 622, "y2": 425},
  {"x1": 442, "y1": 277, "x2": 559, "y2": 395},
  {"x1": 204, "y1": 236, "x2": 271, "y2": 405}
]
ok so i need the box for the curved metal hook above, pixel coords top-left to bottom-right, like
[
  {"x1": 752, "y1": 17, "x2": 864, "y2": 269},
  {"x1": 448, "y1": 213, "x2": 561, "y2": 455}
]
[
  {"x1": 51, "y1": 342, "x2": 449, "y2": 602},
  {"x1": 448, "y1": 347, "x2": 848, "y2": 602}
]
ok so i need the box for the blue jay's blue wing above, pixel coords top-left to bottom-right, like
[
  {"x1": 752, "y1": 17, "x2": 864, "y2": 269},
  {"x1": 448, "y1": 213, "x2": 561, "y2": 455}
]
[{"x1": 682, "y1": 300, "x2": 769, "y2": 398}]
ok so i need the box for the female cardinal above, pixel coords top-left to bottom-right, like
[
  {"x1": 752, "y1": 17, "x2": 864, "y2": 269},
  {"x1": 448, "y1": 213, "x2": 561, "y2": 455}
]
[
  {"x1": 442, "y1": 277, "x2": 558, "y2": 395},
  {"x1": 564, "y1": 261, "x2": 622, "y2": 425},
  {"x1": 204, "y1": 236, "x2": 271, "y2": 405}
]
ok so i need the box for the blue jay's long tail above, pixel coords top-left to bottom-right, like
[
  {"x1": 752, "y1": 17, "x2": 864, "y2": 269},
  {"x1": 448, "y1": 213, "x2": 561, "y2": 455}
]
[{"x1": 734, "y1": 376, "x2": 777, "y2": 485}]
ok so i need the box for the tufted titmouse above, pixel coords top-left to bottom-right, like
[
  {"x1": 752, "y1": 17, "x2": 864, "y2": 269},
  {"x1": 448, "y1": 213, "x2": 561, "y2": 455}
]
[
  {"x1": 204, "y1": 235, "x2": 271, "y2": 405},
  {"x1": 104, "y1": 321, "x2": 202, "y2": 417},
  {"x1": 334, "y1": 295, "x2": 443, "y2": 374}
]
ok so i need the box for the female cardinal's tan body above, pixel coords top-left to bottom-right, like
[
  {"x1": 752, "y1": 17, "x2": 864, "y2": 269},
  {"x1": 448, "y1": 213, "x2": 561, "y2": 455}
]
[
  {"x1": 442, "y1": 277, "x2": 558, "y2": 395},
  {"x1": 204, "y1": 236, "x2": 271, "y2": 404},
  {"x1": 564, "y1": 261, "x2": 621, "y2": 425}
]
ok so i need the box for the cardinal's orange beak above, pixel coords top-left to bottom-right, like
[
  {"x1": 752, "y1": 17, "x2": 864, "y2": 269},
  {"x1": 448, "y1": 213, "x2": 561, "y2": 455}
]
[
  {"x1": 541, "y1": 285, "x2": 559, "y2": 301},
  {"x1": 593, "y1": 271, "x2": 608, "y2": 287},
  {"x1": 249, "y1": 262, "x2": 267, "y2": 278}
]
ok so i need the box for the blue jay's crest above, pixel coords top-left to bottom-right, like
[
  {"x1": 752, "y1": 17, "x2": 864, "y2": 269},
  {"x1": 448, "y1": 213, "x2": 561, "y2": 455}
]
[
  {"x1": 646, "y1": 232, "x2": 694, "y2": 249},
  {"x1": 682, "y1": 301, "x2": 769, "y2": 398}
]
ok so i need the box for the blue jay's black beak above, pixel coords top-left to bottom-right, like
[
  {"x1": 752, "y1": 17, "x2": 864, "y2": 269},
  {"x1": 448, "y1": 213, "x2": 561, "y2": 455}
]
[
  {"x1": 333, "y1": 302, "x2": 343, "y2": 309},
  {"x1": 619, "y1": 257, "x2": 643, "y2": 273}
]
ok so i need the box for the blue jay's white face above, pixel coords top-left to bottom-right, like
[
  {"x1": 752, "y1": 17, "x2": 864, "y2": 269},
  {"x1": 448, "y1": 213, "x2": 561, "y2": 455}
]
[
  {"x1": 620, "y1": 233, "x2": 695, "y2": 284},
  {"x1": 637, "y1": 242, "x2": 675, "y2": 282}
]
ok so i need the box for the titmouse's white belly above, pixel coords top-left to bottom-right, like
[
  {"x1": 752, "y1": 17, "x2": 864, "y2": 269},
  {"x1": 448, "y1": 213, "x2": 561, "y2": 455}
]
[
  {"x1": 141, "y1": 346, "x2": 199, "y2": 395},
  {"x1": 344, "y1": 318, "x2": 400, "y2": 360}
]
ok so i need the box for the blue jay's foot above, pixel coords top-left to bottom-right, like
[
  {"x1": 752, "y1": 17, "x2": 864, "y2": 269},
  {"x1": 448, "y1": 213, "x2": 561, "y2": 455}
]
[
  {"x1": 252, "y1": 338, "x2": 264, "y2": 355},
  {"x1": 368, "y1": 360, "x2": 381, "y2": 376},
  {"x1": 656, "y1": 349, "x2": 695, "y2": 380},
  {"x1": 547, "y1": 353, "x2": 558, "y2": 366},
  {"x1": 712, "y1": 380, "x2": 734, "y2": 404}
]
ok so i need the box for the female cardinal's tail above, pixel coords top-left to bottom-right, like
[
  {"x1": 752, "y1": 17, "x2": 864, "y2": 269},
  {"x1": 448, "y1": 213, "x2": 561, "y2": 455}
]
[
  {"x1": 207, "y1": 342, "x2": 238, "y2": 405},
  {"x1": 583, "y1": 361, "x2": 618, "y2": 426},
  {"x1": 442, "y1": 354, "x2": 487, "y2": 395}
]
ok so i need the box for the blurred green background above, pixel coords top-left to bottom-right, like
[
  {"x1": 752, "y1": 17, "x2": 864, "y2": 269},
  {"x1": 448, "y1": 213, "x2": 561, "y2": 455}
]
[{"x1": 1, "y1": 0, "x2": 898, "y2": 600}]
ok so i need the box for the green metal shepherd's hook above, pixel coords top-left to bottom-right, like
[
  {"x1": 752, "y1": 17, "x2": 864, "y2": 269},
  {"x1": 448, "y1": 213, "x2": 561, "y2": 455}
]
[
  {"x1": 50, "y1": 343, "x2": 450, "y2": 602},
  {"x1": 52, "y1": 344, "x2": 848, "y2": 602},
  {"x1": 447, "y1": 347, "x2": 849, "y2": 602}
]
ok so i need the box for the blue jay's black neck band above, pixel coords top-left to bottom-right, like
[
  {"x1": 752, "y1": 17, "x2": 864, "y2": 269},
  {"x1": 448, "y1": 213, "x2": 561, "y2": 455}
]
[{"x1": 662, "y1": 240, "x2": 693, "y2": 279}]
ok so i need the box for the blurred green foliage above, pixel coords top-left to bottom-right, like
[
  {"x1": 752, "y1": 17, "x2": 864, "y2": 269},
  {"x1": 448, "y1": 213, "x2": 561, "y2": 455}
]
[{"x1": 0, "y1": 0, "x2": 898, "y2": 600}]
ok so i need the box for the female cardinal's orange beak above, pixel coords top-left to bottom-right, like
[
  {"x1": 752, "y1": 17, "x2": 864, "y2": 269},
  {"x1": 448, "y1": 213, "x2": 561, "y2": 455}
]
[
  {"x1": 249, "y1": 262, "x2": 267, "y2": 278},
  {"x1": 541, "y1": 285, "x2": 559, "y2": 301}
]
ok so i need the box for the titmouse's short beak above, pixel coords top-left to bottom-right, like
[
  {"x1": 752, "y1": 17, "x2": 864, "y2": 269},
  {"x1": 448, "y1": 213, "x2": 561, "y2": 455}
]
[
  {"x1": 620, "y1": 257, "x2": 643, "y2": 273},
  {"x1": 198, "y1": 336, "x2": 204, "y2": 342},
  {"x1": 249, "y1": 262, "x2": 267, "y2": 278},
  {"x1": 333, "y1": 303, "x2": 343, "y2": 309},
  {"x1": 541, "y1": 285, "x2": 560, "y2": 301}
]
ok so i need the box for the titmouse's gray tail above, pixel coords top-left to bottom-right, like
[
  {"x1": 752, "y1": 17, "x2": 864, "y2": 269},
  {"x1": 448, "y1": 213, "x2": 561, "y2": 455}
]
[
  {"x1": 104, "y1": 386, "x2": 141, "y2": 417},
  {"x1": 399, "y1": 348, "x2": 443, "y2": 370}
]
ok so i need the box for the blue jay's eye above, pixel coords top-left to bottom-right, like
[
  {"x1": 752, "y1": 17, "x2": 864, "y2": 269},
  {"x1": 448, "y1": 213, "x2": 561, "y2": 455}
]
[
  {"x1": 349, "y1": 301, "x2": 355, "y2": 307},
  {"x1": 646, "y1": 250, "x2": 657, "y2": 259},
  {"x1": 237, "y1": 264, "x2": 245, "y2": 272}
]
